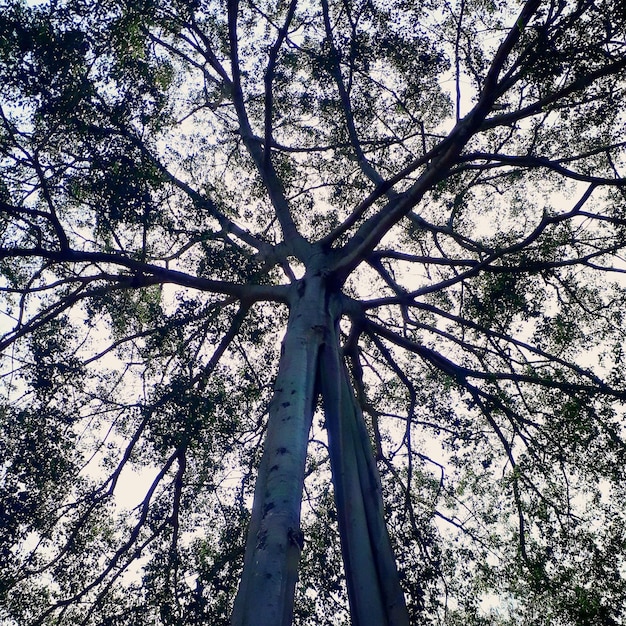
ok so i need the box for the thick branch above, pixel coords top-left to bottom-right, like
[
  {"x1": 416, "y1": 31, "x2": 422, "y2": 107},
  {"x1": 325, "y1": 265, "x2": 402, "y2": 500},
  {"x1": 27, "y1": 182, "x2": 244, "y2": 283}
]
[
  {"x1": 0, "y1": 247, "x2": 288, "y2": 301},
  {"x1": 227, "y1": 0, "x2": 306, "y2": 253},
  {"x1": 454, "y1": 152, "x2": 626, "y2": 186},
  {"x1": 363, "y1": 318, "x2": 626, "y2": 398},
  {"x1": 320, "y1": 0, "x2": 395, "y2": 196},
  {"x1": 264, "y1": 0, "x2": 299, "y2": 168}
]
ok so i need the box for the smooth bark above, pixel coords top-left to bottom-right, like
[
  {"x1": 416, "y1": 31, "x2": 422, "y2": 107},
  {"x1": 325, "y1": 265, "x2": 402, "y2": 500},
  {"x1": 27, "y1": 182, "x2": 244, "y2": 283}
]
[
  {"x1": 319, "y1": 314, "x2": 410, "y2": 626},
  {"x1": 232, "y1": 279, "x2": 410, "y2": 625},
  {"x1": 231, "y1": 275, "x2": 327, "y2": 626}
]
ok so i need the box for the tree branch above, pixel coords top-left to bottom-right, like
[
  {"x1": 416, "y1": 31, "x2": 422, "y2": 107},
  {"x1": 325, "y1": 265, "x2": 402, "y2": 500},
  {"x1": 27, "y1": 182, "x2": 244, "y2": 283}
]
[
  {"x1": 0, "y1": 247, "x2": 288, "y2": 301},
  {"x1": 227, "y1": 0, "x2": 306, "y2": 253}
]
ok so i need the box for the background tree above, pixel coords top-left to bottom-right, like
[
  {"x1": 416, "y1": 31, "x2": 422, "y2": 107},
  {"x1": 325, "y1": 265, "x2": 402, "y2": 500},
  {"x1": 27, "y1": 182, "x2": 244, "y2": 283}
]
[{"x1": 1, "y1": 0, "x2": 626, "y2": 624}]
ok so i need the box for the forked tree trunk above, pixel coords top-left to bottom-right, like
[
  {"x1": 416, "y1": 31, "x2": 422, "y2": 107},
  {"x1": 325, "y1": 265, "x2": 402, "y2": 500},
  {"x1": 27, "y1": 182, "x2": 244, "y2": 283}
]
[
  {"x1": 231, "y1": 278, "x2": 409, "y2": 626},
  {"x1": 231, "y1": 275, "x2": 327, "y2": 626},
  {"x1": 319, "y1": 317, "x2": 410, "y2": 626}
]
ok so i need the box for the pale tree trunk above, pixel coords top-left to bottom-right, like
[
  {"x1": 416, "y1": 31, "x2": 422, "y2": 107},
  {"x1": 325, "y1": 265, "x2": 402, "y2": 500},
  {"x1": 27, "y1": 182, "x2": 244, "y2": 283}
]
[
  {"x1": 319, "y1": 315, "x2": 410, "y2": 626},
  {"x1": 231, "y1": 278, "x2": 409, "y2": 625},
  {"x1": 231, "y1": 275, "x2": 327, "y2": 626}
]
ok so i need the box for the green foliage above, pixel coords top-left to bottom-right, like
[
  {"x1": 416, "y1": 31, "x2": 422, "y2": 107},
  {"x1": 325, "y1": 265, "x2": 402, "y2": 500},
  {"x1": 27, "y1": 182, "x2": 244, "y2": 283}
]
[{"x1": 1, "y1": 0, "x2": 626, "y2": 623}]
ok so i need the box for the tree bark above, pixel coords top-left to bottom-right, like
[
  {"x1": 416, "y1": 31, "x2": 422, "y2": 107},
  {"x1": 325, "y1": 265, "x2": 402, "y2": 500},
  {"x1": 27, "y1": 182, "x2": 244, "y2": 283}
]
[
  {"x1": 231, "y1": 275, "x2": 327, "y2": 626},
  {"x1": 231, "y1": 277, "x2": 408, "y2": 626},
  {"x1": 319, "y1": 317, "x2": 410, "y2": 626}
]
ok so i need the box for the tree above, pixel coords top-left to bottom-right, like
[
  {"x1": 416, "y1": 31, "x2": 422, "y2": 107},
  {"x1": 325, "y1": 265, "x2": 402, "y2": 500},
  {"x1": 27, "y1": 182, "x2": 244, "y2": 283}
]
[{"x1": 1, "y1": 0, "x2": 626, "y2": 623}]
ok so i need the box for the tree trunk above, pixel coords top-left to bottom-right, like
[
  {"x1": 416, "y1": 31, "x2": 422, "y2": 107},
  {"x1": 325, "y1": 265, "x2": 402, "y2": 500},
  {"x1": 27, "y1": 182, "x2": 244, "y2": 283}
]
[
  {"x1": 231, "y1": 275, "x2": 327, "y2": 626},
  {"x1": 319, "y1": 317, "x2": 410, "y2": 626},
  {"x1": 231, "y1": 278, "x2": 408, "y2": 626}
]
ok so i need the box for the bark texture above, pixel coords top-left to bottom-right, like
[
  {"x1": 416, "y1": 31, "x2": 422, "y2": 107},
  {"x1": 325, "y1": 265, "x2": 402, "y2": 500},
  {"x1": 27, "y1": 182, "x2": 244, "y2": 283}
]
[
  {"x1": 232, "y1": 277, "x2": 409, "y2": 625},
  {"x1": 319, "y1": 313, "x2": 410, "y2": 626},
  {"x1": 231, "y1": 276, "x2": 327, "y2": 626}
]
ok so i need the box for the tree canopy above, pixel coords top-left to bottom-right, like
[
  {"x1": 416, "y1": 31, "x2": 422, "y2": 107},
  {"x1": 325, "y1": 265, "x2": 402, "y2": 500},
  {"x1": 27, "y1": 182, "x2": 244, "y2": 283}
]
[{"x1": 1, "y1": 0, "x2": 626, "y2": 623}]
